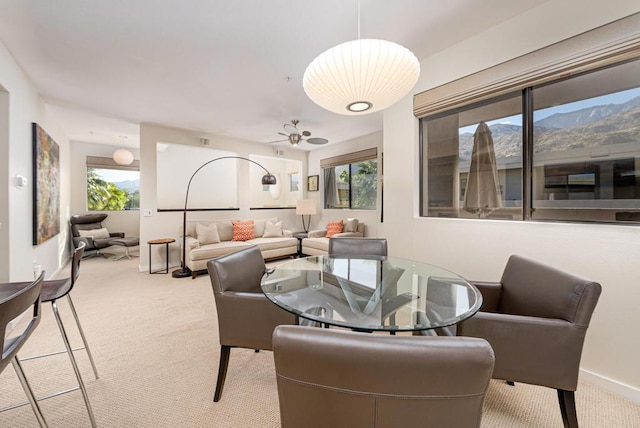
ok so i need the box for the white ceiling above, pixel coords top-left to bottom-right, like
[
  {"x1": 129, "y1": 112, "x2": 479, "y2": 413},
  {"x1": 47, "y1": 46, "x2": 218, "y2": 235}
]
[{"x1": 0, "y1": 0, "x2": 549, "y2": 149}]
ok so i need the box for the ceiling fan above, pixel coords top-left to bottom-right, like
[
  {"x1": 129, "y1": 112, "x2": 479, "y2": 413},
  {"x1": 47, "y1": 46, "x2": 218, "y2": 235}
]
[{"x1": 268, "y1": 119, "x2": 328, "y2": 146}]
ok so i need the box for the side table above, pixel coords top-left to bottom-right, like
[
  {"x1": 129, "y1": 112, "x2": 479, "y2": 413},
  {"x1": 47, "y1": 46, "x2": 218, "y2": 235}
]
[
  {"x1": 292, "y1": 232, "x2": 308, "y2": 257},
  {"x1": 148, "y1": 238, "x2": 175, "y2": 274}
]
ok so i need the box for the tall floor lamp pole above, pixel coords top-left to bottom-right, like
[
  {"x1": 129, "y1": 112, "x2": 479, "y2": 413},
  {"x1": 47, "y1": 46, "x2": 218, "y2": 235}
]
[{"x1": 172, "y1": 156, "x2": 276, "y2": 278}]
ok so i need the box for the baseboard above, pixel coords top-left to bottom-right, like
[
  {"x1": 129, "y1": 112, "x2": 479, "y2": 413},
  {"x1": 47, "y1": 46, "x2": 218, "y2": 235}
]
[{"x1": 580, "y1": 368, "x2": 640, "y2": 403}]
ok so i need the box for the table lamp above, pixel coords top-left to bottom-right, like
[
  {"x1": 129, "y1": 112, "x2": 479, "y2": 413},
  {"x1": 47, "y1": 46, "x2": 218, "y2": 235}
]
[{"x1": 296, "y1": 199, "x2": 316, "y2": 233}]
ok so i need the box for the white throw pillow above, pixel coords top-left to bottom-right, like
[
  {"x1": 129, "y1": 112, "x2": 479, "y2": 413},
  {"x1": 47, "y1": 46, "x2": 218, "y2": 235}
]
[
  {"x1": 262, "y1": 220, "x2": 283, "y2": 238},
  {"x1": 196, "y1": 223, "x2": 221, "y2": 245},
  {"x1": 78, "y1": 227, "x2": 110, "y2": 239}
]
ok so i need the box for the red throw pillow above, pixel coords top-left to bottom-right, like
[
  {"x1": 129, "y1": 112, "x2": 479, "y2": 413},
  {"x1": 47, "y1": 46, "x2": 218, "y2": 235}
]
[
  {"x1": 326, "y1": 220, "x2": 344, "y2": 238},
  {"x1": 232, "y1": 220, "x2": 255, "y2": 241}
]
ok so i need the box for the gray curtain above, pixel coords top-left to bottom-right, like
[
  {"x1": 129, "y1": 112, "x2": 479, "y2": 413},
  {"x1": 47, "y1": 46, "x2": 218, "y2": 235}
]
[{"x1": 324, "y1": 169, "x2": 340, "y2": 208}]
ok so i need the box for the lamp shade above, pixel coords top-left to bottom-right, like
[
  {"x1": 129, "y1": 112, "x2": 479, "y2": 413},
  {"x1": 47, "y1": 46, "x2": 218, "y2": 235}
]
[
  {"x1": 303, "y1": 38, "x2": 420, "y2": 115},
  {"x1": 296, "y1": 199, "x2": 317, "y2": 215},
  {"x1": 113, "y1": 148, "x2": 134, "y2": 165}
]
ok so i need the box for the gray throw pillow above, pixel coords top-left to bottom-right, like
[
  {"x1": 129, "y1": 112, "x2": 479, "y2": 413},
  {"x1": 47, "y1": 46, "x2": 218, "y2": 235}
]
[{"x1": 344, "y1": 218, "x2": 359, "y2": 233}]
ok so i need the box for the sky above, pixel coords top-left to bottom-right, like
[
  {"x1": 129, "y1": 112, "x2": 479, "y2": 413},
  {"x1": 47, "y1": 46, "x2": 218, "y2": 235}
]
[{"x1": 92, "y1": 168, "x2": 139, "y2": 183}]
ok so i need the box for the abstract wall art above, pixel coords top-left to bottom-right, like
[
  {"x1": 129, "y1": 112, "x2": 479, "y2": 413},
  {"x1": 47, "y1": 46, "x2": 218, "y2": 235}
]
[{"x1": 32, "y1": 123, "x2": 60, "y2": 245}]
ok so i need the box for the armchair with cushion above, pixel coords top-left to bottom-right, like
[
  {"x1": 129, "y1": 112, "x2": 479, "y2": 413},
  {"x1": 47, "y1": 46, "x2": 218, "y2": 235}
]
[
  {"x1": 207, "y1": 246, "x2": 297, "y2": 402},
  {"x1": 273, "y1": 325, "x2": 495, "y2": 428},
  {"x1": 456, "y1": 255, "x2": 602, "y2": 428},
  {"x1": 301, "y1": 218, "x2": 365, "y2": 256},
  {"x1": 70, "y1": 214, "x2": 125, "y2": 256}
]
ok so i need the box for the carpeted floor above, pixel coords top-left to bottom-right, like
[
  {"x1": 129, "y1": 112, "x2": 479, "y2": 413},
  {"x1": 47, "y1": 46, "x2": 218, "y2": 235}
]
[{"x1": 1, "y1": 256, "x2": 639, "y2": 427}]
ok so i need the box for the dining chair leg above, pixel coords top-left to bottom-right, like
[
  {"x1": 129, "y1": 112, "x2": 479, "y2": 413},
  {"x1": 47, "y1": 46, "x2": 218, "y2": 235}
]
[
  {"x1": 66, "y1": 294, "x2": 99, "y2": 379},
  {"x1": 213, "y1": 345, "x2": 231, "y2": 402},
  {"x1": 11, "y1": 357, "x2": 48, "y2": 428},
  {"x1": 558, "y1": 389, "x2": 578, "y2": 428},
  {"x1": 52, "y1": 301, "x2": 97, "y2": 428}
]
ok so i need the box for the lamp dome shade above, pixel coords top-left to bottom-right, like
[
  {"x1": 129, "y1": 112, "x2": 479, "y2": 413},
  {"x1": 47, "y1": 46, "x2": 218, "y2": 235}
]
[
  {"x1": 261, "y1": 173, "x2": 277, "y2": 185},
  {"x1": 113, "y1": 148, "x2": 134, "y2": 165},
  {"x1": 303, "y1": 38, "x2": 420, "y2": 115}
]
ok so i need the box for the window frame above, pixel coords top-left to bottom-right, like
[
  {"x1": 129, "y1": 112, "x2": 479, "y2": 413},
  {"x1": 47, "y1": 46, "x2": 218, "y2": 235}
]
[{"x1": 86, "y1": 156, "x2": 140, "y2": 212}]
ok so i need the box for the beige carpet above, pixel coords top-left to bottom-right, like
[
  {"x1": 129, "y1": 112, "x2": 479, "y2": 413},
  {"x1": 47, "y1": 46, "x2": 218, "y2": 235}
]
[{"x1": 1, "y1": 256, "x2": 639, "y2": 427}]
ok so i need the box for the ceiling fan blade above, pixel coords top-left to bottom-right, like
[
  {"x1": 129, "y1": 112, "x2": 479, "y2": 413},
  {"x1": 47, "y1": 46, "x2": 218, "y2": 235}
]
[
  {"x1": 266, "y1": 138, "x2": 288, "y2": 144},
  {"x1": 306, "y1": 137, "x2": 329, "y2": 145},
  {"x1": 277, "y1": 132, "x2": 288, "y2": 136},
  {"x1": 301, "y1": 130, "x2": 311, "y2": 137}
]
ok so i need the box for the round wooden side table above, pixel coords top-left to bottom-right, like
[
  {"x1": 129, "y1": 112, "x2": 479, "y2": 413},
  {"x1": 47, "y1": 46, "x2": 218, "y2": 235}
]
[{"x1": 148, "y1": 238, "x2": 175, "y2": 274}]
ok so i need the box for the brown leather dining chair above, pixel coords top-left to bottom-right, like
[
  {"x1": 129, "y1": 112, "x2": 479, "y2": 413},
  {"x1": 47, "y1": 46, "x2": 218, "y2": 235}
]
[
  {"x1": 0, "y1": 272, "x2": 47, "y2": 427},
  {"x1": 456, "y1": 255, "x2": 602, "y2": 428},
  {"x1": 207, "y1": 245, "x2": 296, "y2": 402},
  {"x1": 272, "y1": 325, "x2": 495, "y2": 428},
  {"x1": 328, "y1": 237, "x2": 388, "y2": 258}
]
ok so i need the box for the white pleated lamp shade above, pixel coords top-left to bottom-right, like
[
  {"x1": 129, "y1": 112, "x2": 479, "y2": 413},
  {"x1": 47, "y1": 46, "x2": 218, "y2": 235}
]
[
  {"x1": 303, "y1": 38, "x2": 420, "y2": 115},
  {"x1": 113, "y1": 148, "x2": 134, "y2": 165}
]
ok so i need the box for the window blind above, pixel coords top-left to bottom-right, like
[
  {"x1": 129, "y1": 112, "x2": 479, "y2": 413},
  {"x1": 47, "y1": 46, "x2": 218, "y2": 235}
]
[
  {"x1": 413, "y1": 13, "x2": 640, "y2": 118},
  {"x1": 320, "y1": 148, "x2": 378, "y2": 169},
  {"x1": 86, "y1": 156, "x2": 139, "y2": 171}
]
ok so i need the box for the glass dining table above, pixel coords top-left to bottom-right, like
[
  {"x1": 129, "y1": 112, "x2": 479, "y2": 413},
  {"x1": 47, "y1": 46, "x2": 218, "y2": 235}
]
[{"x1": 261, "y1": 255, "x2": 483, "y2": 334}]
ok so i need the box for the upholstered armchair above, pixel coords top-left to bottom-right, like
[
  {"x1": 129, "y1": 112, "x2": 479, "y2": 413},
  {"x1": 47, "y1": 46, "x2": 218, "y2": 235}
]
[
  {"x1": 70, "y1": 214, "x2": 124, "y2": 255},
  {"x1": 207, "y1": 246, "x2": 296, "y2": 402},
  {"x1": 456, "y1": 255, "x2": 602, "y2": 428},
  {"x1": 273, "y1": 326, "x2": 495, "y2": 428}
]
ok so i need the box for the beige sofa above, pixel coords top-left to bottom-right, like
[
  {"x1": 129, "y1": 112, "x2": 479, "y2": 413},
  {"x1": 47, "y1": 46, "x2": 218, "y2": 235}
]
[
  {"x1": 301, "y1": 220, "x2": 365, "y2": 256},
  {"x1": 183, "y1": 219, "x2": 297, "y2": 276}
]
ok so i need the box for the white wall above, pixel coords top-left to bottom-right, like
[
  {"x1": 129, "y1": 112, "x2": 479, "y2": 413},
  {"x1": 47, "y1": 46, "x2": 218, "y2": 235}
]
[
  {"x1": 0, "y1": 40, "x2": 71, "y2": 282},
  {"x1": 138, "y1": 123, "x2": 307, "y2": 273},
  {"x1": 70, "y1": 141, "x2": 141, "y2": 240},
  {"x1": 383, "y1": 0, "x2": 640, "y2": 400},
  {"x1": 307, "y1": 131, "x2": 382, "y2": 237}
]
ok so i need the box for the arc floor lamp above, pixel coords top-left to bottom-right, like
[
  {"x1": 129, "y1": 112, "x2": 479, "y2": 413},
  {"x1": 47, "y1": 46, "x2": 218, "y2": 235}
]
[{"x1": 172, "y1": 156, "x2": 276, "y2": 278}]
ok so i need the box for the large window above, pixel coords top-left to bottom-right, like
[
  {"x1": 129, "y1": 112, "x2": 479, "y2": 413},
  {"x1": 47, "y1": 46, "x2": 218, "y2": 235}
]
[
  {"x1": 322, "y1": 149, "x2": 378, "y2": 210},
  {"x1": 421, "y1": 57, "x2": 640, "y2": 224},
  {"x1": 86, "y1": 156, "x2": 139, "y2": 211}
]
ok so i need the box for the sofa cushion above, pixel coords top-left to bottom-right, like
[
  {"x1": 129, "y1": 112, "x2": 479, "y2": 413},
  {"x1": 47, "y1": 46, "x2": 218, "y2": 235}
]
[
  {"x1": 344, "y1": 218, "x2": 359, "y2": 233},
  {"x1": 79, "y1": 227, "x2": 110, "y2": 239},
  {"x1": 326, "y1": 220, "x2": 344, "y2": 237},
  {"x1": 301, "y1": 237, "x2": 329, "y2": 252},
  {"x1": 263, "y1": 220, "x2": 283, "y2": 238},
  {"x1": 232, "y1": 220, "x2": 255, "y2": 241},
  {"x1": 190, "y1": 241, "x2": 253, "y2": 261},
  {"x1": 196, "y1": 222, "x2": 221, "y2": 244},
  {"x1": 249, "y1": 237, "x2": 297, "y2": 251}
]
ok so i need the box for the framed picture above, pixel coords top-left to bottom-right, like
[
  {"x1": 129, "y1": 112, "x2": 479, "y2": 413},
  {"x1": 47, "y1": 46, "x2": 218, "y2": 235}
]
[
  {"x1": 32, "y1": 123, "x2": 61, "y2": 245},
  {"x1": 307, "y1": 175, "x2": 319, "y2": 192}
]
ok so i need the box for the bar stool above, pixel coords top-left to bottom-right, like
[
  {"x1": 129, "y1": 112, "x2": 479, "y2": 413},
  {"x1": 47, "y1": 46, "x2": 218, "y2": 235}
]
[
  {"x1": 0, "y1": 272, "x2": 48, "y2": 427},
  {"x1": 20, "y1": 242, "x2": 98, "y2": 427}
]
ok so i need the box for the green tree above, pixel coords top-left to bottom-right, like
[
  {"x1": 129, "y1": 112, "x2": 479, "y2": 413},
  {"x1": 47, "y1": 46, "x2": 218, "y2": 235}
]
[
  {"x1": 87, "y1": 170, "x2": 129, "y2": 211},
  {"x1": 338, "y1": 160, "x2": 377, "y2": 209}
]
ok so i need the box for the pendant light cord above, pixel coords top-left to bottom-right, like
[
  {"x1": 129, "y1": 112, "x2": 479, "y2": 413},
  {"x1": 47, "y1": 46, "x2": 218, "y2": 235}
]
[{"x1": 357, "y1": 0, "x2": 361, "y2": 40}]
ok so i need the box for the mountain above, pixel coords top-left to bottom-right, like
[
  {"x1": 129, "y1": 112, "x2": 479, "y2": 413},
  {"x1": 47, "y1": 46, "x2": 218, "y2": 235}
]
[
  {"x1": 113, "y1": 179, "x2": 139, "y2": 193},
  {"x1": 535, "y1": 95, "x2": 640, "y2": 129},
  {"x1": 457, "y1": 95, "x2": 640, "y2": 161}
]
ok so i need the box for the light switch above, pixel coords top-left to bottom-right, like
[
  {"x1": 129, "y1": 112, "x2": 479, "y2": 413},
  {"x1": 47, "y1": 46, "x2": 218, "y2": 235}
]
[{"x1": 143, "y1": 209, "x2": 153, "y2": 217}]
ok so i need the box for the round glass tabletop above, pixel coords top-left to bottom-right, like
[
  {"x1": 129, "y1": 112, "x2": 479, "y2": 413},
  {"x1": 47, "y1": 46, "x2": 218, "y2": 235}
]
[{"x1": 261, "y1": 255, "x2": 482, "y2": 333}]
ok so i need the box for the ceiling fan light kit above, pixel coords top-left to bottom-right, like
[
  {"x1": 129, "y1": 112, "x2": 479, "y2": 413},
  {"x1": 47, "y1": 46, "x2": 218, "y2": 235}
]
[
  {"x1": 303, "y1": 38, "x2": 420, "y2": 115},
  {"x1": 269, "y1": 119, "x2": 328, "y2": 147}
]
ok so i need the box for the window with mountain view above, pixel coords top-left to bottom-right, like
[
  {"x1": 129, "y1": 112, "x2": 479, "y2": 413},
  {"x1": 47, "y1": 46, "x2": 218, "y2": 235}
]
[
  {"x1": 87, "y1": 166, "x2": 140, "y2": 211},
  {"x1": 421, "y1": 57, "x2": 640, "y2": 224}
]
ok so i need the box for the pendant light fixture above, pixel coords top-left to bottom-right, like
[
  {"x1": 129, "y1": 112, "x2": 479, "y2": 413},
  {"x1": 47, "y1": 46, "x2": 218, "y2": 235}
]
[
  {"x1": 113, "y1": 136, "x2": 134, "y2": 165},
  {"x1": 303, "y1": 0, "x2": 420, "y2": 115}
]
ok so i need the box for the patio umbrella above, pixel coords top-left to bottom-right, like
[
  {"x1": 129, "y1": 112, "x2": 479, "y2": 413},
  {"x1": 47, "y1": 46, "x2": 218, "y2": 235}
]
[{"x1": 463, "y1": 121, "x2": 502, "y2": 218}]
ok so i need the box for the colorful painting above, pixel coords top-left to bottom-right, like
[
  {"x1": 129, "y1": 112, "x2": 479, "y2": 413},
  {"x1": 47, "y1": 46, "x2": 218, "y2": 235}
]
[{"x1": 32, "y1": 123, "x2": 60, "y2": 245}]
